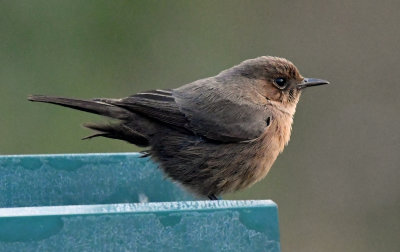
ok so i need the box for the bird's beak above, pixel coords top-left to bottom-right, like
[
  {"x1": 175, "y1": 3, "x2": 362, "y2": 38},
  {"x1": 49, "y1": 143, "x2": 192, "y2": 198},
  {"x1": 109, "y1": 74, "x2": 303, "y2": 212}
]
[{"x1": 297, "y1": 78, "x2": 330, "y2": 90}]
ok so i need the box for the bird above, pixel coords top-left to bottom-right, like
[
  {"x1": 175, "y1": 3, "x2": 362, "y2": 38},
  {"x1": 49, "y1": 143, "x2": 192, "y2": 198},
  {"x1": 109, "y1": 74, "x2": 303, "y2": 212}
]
[{"x1": 28, "y1": 56, "x2": 329, "y2": 200}]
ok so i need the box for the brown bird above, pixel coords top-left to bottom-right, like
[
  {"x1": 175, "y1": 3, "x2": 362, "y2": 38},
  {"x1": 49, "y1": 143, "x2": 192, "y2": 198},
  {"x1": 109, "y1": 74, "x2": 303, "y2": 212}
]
[{"x1": 28, "y1": 56, "x2": 329, "y2": 200}]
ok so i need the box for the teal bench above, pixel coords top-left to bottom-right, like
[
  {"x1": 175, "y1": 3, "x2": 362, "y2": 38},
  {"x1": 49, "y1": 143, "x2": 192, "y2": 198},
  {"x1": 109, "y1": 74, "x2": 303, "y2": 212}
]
[{"x1": 0, "y1": 153, "x2": 280, "y2": 251}]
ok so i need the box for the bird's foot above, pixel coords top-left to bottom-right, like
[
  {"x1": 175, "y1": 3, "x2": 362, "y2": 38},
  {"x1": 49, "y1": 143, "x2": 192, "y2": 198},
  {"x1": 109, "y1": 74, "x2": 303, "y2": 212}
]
[{"x1": 208, "y1": 194, "x2": 219, "y2": 200}]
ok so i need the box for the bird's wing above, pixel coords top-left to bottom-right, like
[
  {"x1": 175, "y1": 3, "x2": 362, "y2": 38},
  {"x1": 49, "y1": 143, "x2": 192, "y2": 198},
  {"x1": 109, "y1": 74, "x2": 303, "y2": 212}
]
[
  {"x1": 102, "y1": 79, "x2": 271, "y2": 142},
  {"x1": 94, "y1": 89, "x2": 189, "y2": 130},
  {"x1": 173, "y1": 78, "x2": 272, "y2": 142}
]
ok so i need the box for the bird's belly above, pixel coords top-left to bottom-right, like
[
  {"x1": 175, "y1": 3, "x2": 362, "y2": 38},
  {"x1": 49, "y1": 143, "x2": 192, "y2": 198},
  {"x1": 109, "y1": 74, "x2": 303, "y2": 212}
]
[
  {"x1": 222, "y1": 118, "x2": 292, "y2": 193},
  {"x1": 153, "y1": 116, "x2": 292, "y2": 197},
  {"x1": 226, "y1": 141, "x2": 281, "y2": 192}
]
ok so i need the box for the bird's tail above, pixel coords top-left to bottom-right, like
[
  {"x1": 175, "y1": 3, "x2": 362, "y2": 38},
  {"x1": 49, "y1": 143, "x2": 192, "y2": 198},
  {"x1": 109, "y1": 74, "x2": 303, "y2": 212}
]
[
  {"x1": 28, "y1": 95, "x2": 151, "y2": 146},
  {"x1": 28, "y1": 95, "x2": 130, "y2": 120}
]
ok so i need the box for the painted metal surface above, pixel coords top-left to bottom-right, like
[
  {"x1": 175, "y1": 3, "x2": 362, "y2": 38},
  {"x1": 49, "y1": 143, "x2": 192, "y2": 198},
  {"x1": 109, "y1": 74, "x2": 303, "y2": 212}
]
[
  {"x1": 0, "y1": 153, "x2": 280, "y2": 251},
  {"x1": 0, "y1": 201, "x2": 280, "y2": 251},
  {"x1": 0, "y1": 153, "x2": 193, "y2": 207}
]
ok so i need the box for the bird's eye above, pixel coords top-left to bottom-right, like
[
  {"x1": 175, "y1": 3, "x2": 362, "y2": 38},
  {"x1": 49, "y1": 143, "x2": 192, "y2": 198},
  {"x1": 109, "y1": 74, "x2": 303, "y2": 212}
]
[{"x1": 274, "y1": 78, "x2": 287, "y2": 89}]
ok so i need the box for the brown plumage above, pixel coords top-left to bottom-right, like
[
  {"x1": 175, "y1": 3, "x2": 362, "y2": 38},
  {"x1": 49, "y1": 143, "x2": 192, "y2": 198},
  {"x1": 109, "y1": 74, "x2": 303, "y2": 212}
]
[{"x1": 28, "y1": 56, "x2": 329, "y2": 199}]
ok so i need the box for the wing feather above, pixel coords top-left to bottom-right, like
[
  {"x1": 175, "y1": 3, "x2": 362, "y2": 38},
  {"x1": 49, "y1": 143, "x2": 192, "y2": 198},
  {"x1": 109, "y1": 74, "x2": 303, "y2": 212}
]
[
  {"x1": 173, "y1": 78, "x2": 272, "y2": 142},
  {"x1": 95, "y1": 90, "x2": 188, "y2": 128},
  {"x1": 98, "y1": 84, "x2": 271, "y2": 143}
]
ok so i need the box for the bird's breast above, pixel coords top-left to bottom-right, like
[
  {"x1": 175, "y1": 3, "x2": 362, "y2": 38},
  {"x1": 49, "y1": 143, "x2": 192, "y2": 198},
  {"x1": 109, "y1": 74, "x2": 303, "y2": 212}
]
[
  {"x1": 270, "y1": 112, "x2": 293, "y2": 153},
  {"x1": 243, "y1": 112, "x2": 294, "y2": 187}
]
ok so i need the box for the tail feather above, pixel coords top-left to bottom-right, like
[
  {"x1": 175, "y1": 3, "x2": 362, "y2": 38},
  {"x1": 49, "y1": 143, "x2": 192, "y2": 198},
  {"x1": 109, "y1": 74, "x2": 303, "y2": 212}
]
[
  {"x1": 28, "y1": 95, "x2": 130, "y2": 120},
  {"x1": 28, "y1": 94, "x2": 153, "y2": 147},
  {"x1": 83, "y1": 122, "x2": 149, "y2": 146}
]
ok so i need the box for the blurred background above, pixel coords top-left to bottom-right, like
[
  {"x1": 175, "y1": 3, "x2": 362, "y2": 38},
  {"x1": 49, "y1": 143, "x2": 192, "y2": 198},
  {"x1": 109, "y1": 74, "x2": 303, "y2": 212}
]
[{"x1": 1, "y1": 0, "x2": 399, "y2": 251}]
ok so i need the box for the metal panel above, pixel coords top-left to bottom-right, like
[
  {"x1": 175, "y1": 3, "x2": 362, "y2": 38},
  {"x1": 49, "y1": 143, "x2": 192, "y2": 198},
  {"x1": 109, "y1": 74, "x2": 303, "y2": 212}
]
[{"x1": 0, "y1": 201, "x2": 280, "y2": 251}]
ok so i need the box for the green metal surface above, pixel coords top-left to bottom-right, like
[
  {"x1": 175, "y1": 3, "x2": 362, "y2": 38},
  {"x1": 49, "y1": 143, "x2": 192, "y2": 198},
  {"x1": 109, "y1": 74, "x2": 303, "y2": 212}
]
[
  {"x1": 0, "y1": 153, "x2": 193, "y2": 207},
  {"x1": 0, "y1": 153, "x2": 280, "y2": 251},
  {"x1": 0, "y1": 201, "x2": 280, "y2": 251}
]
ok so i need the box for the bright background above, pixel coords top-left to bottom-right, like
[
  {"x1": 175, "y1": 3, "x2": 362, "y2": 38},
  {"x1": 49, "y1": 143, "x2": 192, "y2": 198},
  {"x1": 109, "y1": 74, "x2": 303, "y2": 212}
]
[{"x1": 1, "y1": 1, "x2": 399, "y2": 251}]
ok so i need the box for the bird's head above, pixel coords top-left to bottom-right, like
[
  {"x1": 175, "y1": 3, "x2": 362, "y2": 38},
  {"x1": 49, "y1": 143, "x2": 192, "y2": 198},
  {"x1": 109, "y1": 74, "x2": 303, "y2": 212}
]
[{"x1": 225, "y1": 56, "x2": 329, "y2": 110}]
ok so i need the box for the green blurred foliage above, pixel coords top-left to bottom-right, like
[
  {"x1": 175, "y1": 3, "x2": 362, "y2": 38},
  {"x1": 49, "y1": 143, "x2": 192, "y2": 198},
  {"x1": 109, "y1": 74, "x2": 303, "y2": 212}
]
[{"x1": 1, "y1": 1, "x2": 399, "y2": 251}]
